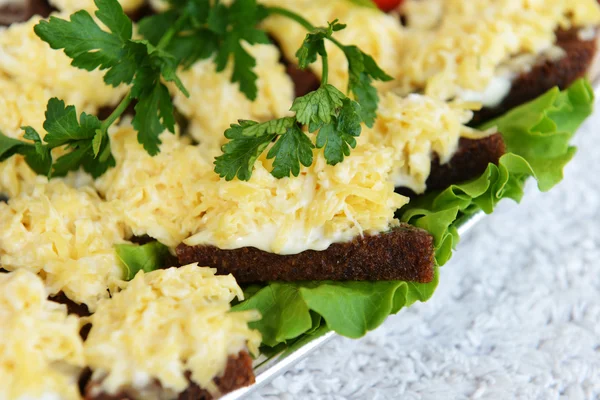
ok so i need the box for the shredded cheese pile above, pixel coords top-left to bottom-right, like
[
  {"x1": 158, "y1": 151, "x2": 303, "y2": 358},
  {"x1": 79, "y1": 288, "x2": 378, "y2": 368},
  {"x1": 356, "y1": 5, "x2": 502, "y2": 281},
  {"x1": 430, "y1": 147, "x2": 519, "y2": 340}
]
[
  {"x1": 84, "y1": 264, "x2": 261, "y2": 397},
  {"x1": 48, "y1": 0, "x2": 144, "y2": 13},
  {"x1": 396, "y1": 0, "x2": 600, "y2": 103},
  {"x1": 0, "y1": 15, "x2": 126, "y2": 116},
  {"x1": 0, "y1": 270, "x2": 84, "y2": 400},
  {"x1": 96, "y1": 97, "x2": 477, "y2": 255},
  {"x1": 97, "y1": 122, "x2": 407, "y2": 254},
  {"x1": 0, "y1": 181, "x2": 131, "y2": 311},
  {"x1": 260, "y1": 0, "x2": 403, "y2": 91},
  {"x1": 173, "y1": 44, "x2": 294, "y2": 157},
  {"x1": 361, "y1": 93, "x2": 490, "y2": 194},
  {"x1": 95, "y1": 122, "x2": 213, "y2": 248},
  {"x1": 185, "y1": 142, "x2": 408, "y2": 255}
]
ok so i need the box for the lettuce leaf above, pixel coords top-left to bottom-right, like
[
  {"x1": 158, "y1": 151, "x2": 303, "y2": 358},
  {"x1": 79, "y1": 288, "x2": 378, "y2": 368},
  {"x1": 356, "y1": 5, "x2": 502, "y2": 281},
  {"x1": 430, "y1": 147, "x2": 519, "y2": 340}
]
[
  {"x1": 234, "y1": 79, "x2": 594, "y2": 348},
  {"x1": 402, "y1": 79, "x2": 593, "y2": 265},
  {"x1": 115, "y1": 241, "x2": 171, "y2": 280}
]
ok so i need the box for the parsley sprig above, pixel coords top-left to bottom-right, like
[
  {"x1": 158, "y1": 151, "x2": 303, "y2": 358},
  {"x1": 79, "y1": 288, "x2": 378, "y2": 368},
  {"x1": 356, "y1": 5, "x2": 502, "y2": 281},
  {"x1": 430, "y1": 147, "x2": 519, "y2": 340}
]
[
  {"x1": 0, "y1": 0, "x2": 190, "y2": 177},
  {"x1": 0, "y1": 0, "x2": 391, "y2": 182},
  {"x1": 138, "y1": 0, "x2": 270, "y2": 101},
  {"x1": 214, "y1": 15, "x2": 392, "y2": 181}
]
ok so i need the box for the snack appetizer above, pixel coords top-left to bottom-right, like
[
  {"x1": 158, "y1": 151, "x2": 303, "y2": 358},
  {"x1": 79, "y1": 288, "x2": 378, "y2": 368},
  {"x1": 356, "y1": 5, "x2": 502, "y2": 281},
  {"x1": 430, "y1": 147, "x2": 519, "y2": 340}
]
[
  {"x1": 81, "y1": 265, "x2": 260, "y2": 400},
  {"x1": 0, "y1": 269, "x2": 85, "y2": 400},
  {"x1": 0, "y1": 0, "x2": 598, "y2": 397}
]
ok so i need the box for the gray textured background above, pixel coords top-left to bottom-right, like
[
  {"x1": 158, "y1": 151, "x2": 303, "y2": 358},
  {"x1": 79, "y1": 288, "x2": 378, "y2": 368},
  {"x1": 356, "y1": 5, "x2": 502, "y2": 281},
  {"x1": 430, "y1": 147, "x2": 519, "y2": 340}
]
[{"x1": 249, "y1": 108, "x2": 600, "y2": 400}]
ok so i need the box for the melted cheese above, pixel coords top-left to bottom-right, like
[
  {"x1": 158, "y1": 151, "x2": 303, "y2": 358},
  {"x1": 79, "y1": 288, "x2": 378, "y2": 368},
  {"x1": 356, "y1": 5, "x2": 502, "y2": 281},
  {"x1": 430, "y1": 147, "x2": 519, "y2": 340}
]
[
  {"x1": 397, "y1": 0, "x2": 600, "y2": 102},
  {"x1": 362, "y1": 93, "x2": 491, "y2": 194},
  {"x1": 48, "y1": 0, "x2": 143, "y2": 14},
  {"x1": 0, "y1": 181, "x2": 131, "y2": 311},
  {"x1": 173, "y1": 44, "x2": 294, "y2": 157},
  {"x1": 0, "y1": 270, "x2": 84, "y2": 400},
  {"x1": 84, "y1": 264, "x2": 261, "y2": 397},
  {"x1": 260, "y1": 0, "x2": 403, "y2": 91},
  {"x1": 94, "y1": 122, "x2": 213, "y2": 248}
]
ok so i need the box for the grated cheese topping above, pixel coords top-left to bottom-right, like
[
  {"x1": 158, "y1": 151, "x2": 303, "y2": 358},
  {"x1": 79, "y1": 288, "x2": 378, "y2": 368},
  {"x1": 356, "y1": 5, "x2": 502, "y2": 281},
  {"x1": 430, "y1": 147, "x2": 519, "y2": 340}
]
[
  {"x1": 184, "y1": 142, "x2": 408, "y2": 255},
  {"x1": 96, "y1": 93, "x2": 478, "y2": 254},
  {"x1": 172, "y1": 44, "x2": 294, "y2": 157},
  {"x1": 260, "y1": 0, "x2": 403, "y2": 91},
  {"x1": 361, "y1": 92, "x2": 491, "y2": 194},
  {"x1": 0, "y1": 181, "x2": 131, "y2": 311},
  {"x1": 0, "y1": 15, "x2": 127, "y2": 117},
  {"x1": 94, "y1": 123, "x2": 407, "y2": 254},
  {"x1": 0, "y1": 270, "x2": 84, "y2": 400},
  {"x1": 94, "y1": 122, "x2": 213, "y2": 248},
  {"x1": 396, "y1": 0, "x2": 600, "y2": 103},
  {"x1": 48, "y1": 0, "x2": 144, "y2": 14},
  {"x1": 84, "y1": 264, "x2": 261, "y2": 397}
]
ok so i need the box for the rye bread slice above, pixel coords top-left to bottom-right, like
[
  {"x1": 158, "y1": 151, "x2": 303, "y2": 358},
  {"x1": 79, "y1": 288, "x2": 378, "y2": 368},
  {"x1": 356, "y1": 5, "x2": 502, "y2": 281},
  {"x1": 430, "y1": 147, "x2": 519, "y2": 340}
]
[
  {"x1": 176, "y1": 224, "x2": 435, "y2": 283},
  {"x1": 83, "y1": 352, "x2": 254, "y2": 400}
]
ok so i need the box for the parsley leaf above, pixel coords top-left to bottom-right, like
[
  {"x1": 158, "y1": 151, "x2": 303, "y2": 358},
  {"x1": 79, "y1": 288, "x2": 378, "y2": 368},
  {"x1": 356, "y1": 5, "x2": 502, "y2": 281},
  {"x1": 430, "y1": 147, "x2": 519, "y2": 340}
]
[
  {"x1": 133, "y1": 82, "x2": 176, "y2": 155},
  {"x1": 139, "y1": 0, "x2": 270, "y2": 100},
  {"x1": 295, "y1": 20, "x2": 345, "y2": 69},
  {"x1": 239, "y1": 117, "x2": 296, "y2": 137},
  {"x1": 0, "y1": 131, "x2": 52, "y2": 176},
  {"x1": 267, "y1": 125, "x2": 314, "y2": 178},
  {"x1": 342, "y1": 45, "x2": 392, "y2": 126},
  {"x1": 42, "y1": 99, "x2": 96, "y2": 148},
  {"x1": 316, "y1": 99, "x2": 362, "y2": 165},
  {"x1": 34, "y1": 0, "x2": 132, "y2": 76},
  {"x1": 214, "y1": 120, "x2": 277, "y2": 181},
  {"x1": 42, "y1": 99, "x2": 115, "y2": 178},
  {"x1": 208, "y1": 0, "x2": 270, "y2": 100},
  {"x1": 291, "y1": 85, "x2": 346, "y2": 126},
  {"x1": 0, "y1": 99, "x2": 115, "y2": 178}
]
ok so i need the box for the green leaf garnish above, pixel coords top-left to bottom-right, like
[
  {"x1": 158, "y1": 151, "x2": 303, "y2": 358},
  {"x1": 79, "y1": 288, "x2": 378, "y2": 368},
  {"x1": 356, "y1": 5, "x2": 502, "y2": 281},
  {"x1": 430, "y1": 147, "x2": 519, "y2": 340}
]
[
  {"x1": 291, "y1": 85, "x2": 346, "y2": 126},
  {"x1": 214, "y1": 16, "x2": 391, "y2": 181},
  {"x1": 214, "y1": 120, "x2": 278, "y2": 181},
  {"x1": 267, "y1": 125, "x2": 315, "y2": 178},
  {"x1": 115, "y1": 241, "x2": 171, "y2": 280},
  {"x1": 138, "y1": 0, "x2": 270, "y2": 100},
  {"x1": 29, "y1": 0, "x2": 188, "y2": 176},
  {"x1": 315, "y1": 98, "x2": 362, "y2": 165}
]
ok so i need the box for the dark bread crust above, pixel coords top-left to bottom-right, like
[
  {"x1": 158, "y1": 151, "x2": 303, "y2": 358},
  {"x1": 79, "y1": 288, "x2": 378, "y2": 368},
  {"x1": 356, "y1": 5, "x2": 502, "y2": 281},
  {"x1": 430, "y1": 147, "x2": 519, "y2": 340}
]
[
  {"x1": 83, "y1": 351, "x2": 254, "y2": 400},
  {"x1": 428, "y1": 133, "x2": 506, "y2": 190},
  {"x1": 0, "y1": 0, "x2": 51, "y2": 26},
  {"x1": 49, "y1": 291, "x2": 91, "y2": 317},
  {"x1": 471, "y1": 28, "x2": 598, "y2": 125},
  {"x1": 176, "y1": 225, "x2": 435, "y2": 283},
  {"x1": 398, "y1": 133, "x2": 506, "y2": 196}
]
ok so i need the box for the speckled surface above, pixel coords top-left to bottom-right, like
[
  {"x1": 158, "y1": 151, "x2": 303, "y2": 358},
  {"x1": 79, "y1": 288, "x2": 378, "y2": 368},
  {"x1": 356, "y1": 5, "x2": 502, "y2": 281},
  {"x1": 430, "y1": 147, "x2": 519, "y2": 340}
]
[{"x1": 249, "y1": 110, "x2": 600, "y2": 400}]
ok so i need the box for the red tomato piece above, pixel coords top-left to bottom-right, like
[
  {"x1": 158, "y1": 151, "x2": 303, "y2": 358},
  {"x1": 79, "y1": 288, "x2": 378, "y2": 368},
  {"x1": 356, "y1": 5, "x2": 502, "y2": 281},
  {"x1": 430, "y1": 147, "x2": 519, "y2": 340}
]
[{"x1": 373, "y1": 0, "x2": 404, "y2": 12}]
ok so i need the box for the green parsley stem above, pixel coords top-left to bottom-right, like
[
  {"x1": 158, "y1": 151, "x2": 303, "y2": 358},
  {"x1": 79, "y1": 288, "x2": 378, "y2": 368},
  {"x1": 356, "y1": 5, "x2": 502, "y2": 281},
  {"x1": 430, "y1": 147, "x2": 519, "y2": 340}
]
[
  {"x1": 157, "y1": 14, "x2": 188, "y2": 50},
  {"x1": 100, "y1": 92, "x2": 133, "y2": 133},
  {"x1": 266, "y1": 6, "x2": 348, "y2": 79},
  {"x1": 266, "y1": 7, "x2": 347, "y2": 53},
  {"x1": 99, "y1": 13, "x2": 188, "y2": 134},
  {"x1": 266, "y1": 6, "x2": 315, "y2": 31},
  {"x1": 321, "y1": 54, "x2": 329, "y2": 86}
]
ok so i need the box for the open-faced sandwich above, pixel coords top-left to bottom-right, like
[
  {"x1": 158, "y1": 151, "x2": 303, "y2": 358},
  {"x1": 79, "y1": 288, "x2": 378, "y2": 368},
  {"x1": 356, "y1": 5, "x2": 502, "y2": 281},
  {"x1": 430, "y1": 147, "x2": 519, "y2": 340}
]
[{"x1": 0, "y1": 0, "x2": 598, "y2": 398}]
